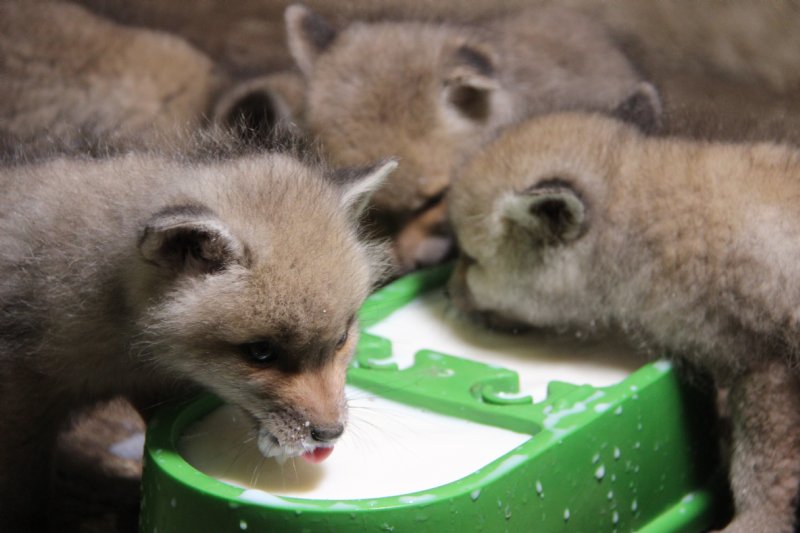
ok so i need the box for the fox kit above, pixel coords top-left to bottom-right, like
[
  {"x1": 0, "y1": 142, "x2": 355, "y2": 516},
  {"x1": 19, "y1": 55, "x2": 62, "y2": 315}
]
[
  {"x1": 0, "y1": 1, "x2": 302, "y2": 151},
  {"x1": 0, "y1": 139, "x2": 396, "y2": 530},
  {"x1": 284, "y1": 3, "x2": 661, "y2": 273},
  {"x1": 448, "y1": 112, "x2": 800, "y2": 532}
]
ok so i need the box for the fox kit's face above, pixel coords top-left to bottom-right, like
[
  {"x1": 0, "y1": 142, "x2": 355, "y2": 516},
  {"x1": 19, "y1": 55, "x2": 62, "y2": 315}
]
[
  {"x1": 447, "y1": 113, "x2": 633, "y2": 331},
  {"x1": 136, "y1": 155, "x2": 397, "y2": 458},
  {"x1": 149, "y1": 261, "x2": 360, "y2": 457}
]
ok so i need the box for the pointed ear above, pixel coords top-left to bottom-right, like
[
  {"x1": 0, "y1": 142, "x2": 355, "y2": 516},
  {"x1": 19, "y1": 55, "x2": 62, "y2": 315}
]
[
  {"x1": 332, "y1": 159, "x2": 399, "y2": 219},
  {"x1": 212, "y1": 76, "x2": 295, "y2": 143},
  {"x1": 139, "y1": 205, "x2": 246, "y2": 275},
  {"x1": 285, "y1": 4, "x2": 336, "y2": 78},
  {"x1": 613, "y1": 81, "x2": 662, "y2": 134},
  {"x1": 443, "y1": 45, "x2": 501, "y2": 123},
  {"x1": 502, "y1": 179, "x2": 587, "y2": 244}
]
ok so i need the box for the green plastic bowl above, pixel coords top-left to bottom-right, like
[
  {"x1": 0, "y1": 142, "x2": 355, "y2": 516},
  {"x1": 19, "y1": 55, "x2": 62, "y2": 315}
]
[{"x1": 140, "y1": 266, "x2": 725, "y2": 532}]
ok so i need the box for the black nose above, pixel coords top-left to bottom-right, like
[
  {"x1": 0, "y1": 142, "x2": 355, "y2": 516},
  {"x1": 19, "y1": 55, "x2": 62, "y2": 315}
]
[{"x1": 310, "y1": 424, "x2": 344, "y2": 443}]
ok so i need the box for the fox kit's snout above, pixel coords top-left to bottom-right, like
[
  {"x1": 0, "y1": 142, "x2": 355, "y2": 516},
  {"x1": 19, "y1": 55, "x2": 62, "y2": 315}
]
[{"x1": 239, "y1": 320, "x2": 358, "y2": 460}]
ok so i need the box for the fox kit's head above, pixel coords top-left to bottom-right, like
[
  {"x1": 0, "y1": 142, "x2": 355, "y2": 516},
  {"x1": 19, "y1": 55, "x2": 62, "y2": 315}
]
[
  {"x1": 284, "y1": 4, "x2": 660, "y2": 271},
  {"x1": 134, "y1": 153, "x2": 397, "y2": 460},
  {"x1": 448, "y1": 113, "x2": 640, "y2": 332},
  {"x1": 285, "y1": 6, "x2": 496, "y2": 271}
]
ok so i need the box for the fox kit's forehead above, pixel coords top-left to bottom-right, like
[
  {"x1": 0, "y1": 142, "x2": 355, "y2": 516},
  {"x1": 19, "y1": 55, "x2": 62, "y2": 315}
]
[
  {"x1": 193, "y1": 154, "x2": 374, "y2": 325},
  {"x1": 313, "y1": 22, "x2": 456, "y2": 88},
  {"x1": 307, "y1": 23, "x2": 457, "y2": 136},
  {"x1": 241, "y1": 221, "x2": 371, "y2": 336},
  {"x1": 182, "y1": 263, "x2": 361, "y2": 352}
]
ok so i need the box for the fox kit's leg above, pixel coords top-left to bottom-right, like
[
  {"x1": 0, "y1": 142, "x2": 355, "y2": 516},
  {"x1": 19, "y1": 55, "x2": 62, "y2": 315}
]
[
  {"x1": 723, "y1": 360, "x2": 800, "y2": 532},
  {"x1": 0, "y1": 366, "x2": 63, "y2": 532}
]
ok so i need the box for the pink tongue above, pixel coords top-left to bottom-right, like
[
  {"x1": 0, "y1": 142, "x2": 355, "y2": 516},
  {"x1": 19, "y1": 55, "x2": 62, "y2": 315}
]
[{"x1": 302, "y1": 446, "x2": 334, "y2": 464}]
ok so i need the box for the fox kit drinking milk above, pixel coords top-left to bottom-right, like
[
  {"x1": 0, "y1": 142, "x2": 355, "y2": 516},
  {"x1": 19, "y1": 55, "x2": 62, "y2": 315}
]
[
  {"x1": 0, "y1": 138, "x2": 397, "y2": 530},
  {"x1": 0, "y1": 1, "x2": 302, "y2": 151},
  {"x1": 284, "y1": 3, "x2": 661, "y2": 272},
  {"x1": 448, "y1": 112, "x2": 800, "y2": 532}
]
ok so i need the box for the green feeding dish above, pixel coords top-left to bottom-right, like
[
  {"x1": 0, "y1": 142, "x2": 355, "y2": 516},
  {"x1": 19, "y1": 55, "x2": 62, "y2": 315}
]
[{"x1": 140, "y1": 265, "x2": 725, "y2": 532}]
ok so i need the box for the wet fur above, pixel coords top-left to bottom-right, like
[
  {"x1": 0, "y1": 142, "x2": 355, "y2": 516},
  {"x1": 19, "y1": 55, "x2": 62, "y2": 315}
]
[
  {"x1": 0, "y1": 132, "x2": 393, "y2": 530},
  {"x1": 448, "y1": 112, "x2": 800, "y2": 532}
]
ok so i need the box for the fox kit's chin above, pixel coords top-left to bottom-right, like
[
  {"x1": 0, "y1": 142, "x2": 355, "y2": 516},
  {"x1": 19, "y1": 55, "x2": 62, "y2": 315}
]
[
  {"x1": 256, "y1": 428, "x2": 336, "y2": 463},
  {"x1": 256, "y1": 427, "x2": 300, "y2": 461},
  {"x1": 254, "y1": 411, "x2": 340, "y2": 461}
]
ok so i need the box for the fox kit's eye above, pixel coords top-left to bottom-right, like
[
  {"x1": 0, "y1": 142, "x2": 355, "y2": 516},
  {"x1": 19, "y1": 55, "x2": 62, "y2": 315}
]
[
  {"x1": 335, "y1": 330, "x2": 348, "y2": 350},
  {"x1": 336, "y1": 316, "x2": 356, "y2": 350},
  {"x1": 242, "y1": 340, "x2": 277, "y2": 365}
]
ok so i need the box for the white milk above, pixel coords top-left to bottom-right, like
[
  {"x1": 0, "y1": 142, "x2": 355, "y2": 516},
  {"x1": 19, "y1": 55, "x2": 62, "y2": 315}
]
[
  {"x1": 180, "y1": 387, "x2": 531, "y2": 500},
  {"x1": 366, "y1": 289, "x2": 642, "y2": 403}
]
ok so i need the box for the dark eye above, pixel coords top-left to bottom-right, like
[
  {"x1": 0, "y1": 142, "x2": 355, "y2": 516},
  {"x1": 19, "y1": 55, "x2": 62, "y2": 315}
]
[
  {"x1": 242, "y1": 340, "x2": 277, "y2": 365},
  {"x1": 336, "y1": 316, "x2": 356, "y2": 350},
  {"x1": 335, "y1": 330, "x2": 348, "y2": 350}
]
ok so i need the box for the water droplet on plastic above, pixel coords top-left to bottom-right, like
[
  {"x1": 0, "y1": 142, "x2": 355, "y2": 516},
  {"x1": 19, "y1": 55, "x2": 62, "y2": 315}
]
[{"x1": 595, "y1": 464, "x2": 606, "y2": 480}]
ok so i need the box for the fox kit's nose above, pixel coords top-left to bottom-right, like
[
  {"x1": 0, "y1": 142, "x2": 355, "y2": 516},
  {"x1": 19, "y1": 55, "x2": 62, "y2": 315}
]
[{"x1": 311, "y1": 423, "x2": 344, "y2": 443}]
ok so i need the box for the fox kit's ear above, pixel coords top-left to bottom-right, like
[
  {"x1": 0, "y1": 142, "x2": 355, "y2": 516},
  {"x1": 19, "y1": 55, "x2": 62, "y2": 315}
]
[
  {"x1": 285, "y1": 4, "x2": 336, "y2": 78},
  {"x1": 212, "y1": 75, "x2": 299, "y2": 143},
  {"x1": 443, "y1": 45, "x2": 503, "y2": 124},
  {"x1": 501, "y1": 179, "x2": 587, "y2": 244},
  {"x1": 333, "y1": 158, "x2": 399, "y2": 220},
  {"x1": 613, "y1": 81, "x2": 662, "y2": 134},
  {"x1": 139, "y1": 205, "x2": 246, "y2": 275}
]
